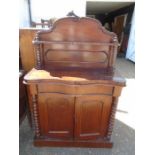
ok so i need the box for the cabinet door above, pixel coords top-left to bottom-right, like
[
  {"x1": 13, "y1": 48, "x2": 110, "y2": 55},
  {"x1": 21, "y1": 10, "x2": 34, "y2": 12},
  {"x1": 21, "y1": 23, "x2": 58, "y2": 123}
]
[
  {"x1": 38, "y1": 93, "x2": 75, "y2": 139},
  {"x1": 75, "y1": 95, "x2": 112, "y2": 140}
]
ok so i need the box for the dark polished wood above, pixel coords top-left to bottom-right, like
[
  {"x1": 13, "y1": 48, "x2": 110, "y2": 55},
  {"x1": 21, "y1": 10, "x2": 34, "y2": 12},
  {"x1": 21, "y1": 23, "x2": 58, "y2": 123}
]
[
  {"x1": 34, "y1": 138, "x2": 113, "y2": 148},
  {"x1": 32, "y1": 17, "x2": 118, "y2": 72},
  {"x1": 38, "y1": 93, "x2": 75, "y2": 139},
  {"x1": 24, "y1": 17, "x2": 125, "y2": 148}
]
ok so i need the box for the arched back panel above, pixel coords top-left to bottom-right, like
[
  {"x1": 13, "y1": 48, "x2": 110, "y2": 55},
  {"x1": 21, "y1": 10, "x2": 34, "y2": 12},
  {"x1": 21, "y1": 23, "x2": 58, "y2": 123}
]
[{"x1": 33, "y1": 17, "x2": 118, "y2": 72}]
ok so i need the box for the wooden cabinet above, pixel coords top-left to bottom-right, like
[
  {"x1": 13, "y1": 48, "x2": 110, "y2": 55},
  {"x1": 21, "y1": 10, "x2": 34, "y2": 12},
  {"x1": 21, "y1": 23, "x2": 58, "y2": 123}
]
[
  {"x1": 24, "y1": 16, "x2": 126, "y2": 148},
  {"x1": 25, "y1": 74, "x2": 125, "y2": 148},
  {"x1": 75, "y1": 95, "x2": 112, "y2": 140},
  {"x1": 37, "y1": 92, "x2": 113, "y2": 141},
  {"x1": 38, "y1": 93, "x2": 74, "y2": 139}
]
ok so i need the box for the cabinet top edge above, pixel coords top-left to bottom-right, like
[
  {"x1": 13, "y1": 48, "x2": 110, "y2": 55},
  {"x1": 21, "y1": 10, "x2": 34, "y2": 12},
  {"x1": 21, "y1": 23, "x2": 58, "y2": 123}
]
[{"x1": 24, "y1": 68, "x2": 126, "y2": 86}]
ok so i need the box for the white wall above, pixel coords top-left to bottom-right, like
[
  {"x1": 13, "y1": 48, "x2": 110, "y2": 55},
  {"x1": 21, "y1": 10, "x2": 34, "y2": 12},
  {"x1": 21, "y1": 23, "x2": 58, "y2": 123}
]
[
  {"x1": 31, "y1": 0, "x2": 86, "y2": 22},
  {"x1": 19, "y1": 0, "x2": 30, "y2": 27}
]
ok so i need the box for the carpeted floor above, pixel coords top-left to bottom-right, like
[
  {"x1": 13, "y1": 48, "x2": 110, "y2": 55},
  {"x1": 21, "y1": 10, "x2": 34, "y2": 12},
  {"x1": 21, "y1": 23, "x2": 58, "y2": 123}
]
[{"x1": 19, "y1": 57, "x2": 135, "y2": 155}]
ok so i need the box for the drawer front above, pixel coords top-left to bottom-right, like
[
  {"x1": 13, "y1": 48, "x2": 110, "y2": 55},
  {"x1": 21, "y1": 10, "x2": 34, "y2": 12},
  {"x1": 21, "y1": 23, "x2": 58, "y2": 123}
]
[
  {"x1": 75, "y1": 84, "x2": 113, "y2": 95},
  {"x1": 38, "y1": 83, "x2": 113, "y2": 95}
]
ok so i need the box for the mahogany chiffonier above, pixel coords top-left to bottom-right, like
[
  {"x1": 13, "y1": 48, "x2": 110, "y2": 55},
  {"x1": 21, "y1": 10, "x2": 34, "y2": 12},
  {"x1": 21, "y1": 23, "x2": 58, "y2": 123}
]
[{"x1": 24, "y1": 16, "x2": 126, "y2": 148}]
